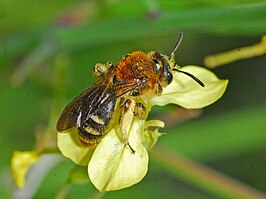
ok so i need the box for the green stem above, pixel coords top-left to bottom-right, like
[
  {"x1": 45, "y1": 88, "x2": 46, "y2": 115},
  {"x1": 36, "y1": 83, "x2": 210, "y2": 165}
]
[
  {"x1": 151, "y1": 146, "x2": 266, "y2": 199},
  {"x1": 89, "y1": 190, "x2": 106, "y2": 199},
  {"x1": 48, "y1": 53, "x2": 69, "y2": 133},
  {"x1": 204, "y1": 35, "x2": 266, "y2": 68},
  {"x1": 34, "y1": 53, "x2": 69, "y2": 151},
  {"x1": 55, "y1": 183, "x2": 71, "y2": 199}
]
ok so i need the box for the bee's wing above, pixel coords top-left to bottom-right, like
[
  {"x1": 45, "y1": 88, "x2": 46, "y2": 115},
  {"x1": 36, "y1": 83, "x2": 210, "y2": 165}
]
[
  {"x1": 57, "y1": 77, "x2": 148, "y2": 132},
  {"x1": 56, "y1": 83, "x2": 112, "y2": 132}
]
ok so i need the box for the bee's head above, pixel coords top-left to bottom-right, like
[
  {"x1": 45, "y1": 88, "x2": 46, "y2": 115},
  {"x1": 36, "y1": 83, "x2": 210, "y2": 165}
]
[
  {"x1": 149, "y1": 32, "x2": 205, "y2": 88},
  {"x1": 148, "y1": 51, "x2": 173, "y2": 87}
]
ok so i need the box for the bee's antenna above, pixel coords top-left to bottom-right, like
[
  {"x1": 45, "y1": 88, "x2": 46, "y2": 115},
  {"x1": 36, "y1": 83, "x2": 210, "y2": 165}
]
[
  {"x1": 169, "y1": 32, "x2": 184, "y2": 61},
  {"x1": 172, "y1": 68, "x2": 205, "y2": 87},
  {"x1": 170, "y1": 32, "x2": 204, "y2": 87}
]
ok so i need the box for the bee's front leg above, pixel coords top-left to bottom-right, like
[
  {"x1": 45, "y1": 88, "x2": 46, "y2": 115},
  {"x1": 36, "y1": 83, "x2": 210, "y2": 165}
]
[
  {"x1": 93, "y1": 61, "x2": 114, "y2": 80},
  {"x1": 119, "y1": 98, "x2": 136, "y2": 154}
]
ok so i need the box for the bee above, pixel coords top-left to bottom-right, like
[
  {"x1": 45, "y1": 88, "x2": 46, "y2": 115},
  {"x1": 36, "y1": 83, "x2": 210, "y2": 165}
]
[{"x1": 56, "y1": 32, "x2": 204, "y2": 150}]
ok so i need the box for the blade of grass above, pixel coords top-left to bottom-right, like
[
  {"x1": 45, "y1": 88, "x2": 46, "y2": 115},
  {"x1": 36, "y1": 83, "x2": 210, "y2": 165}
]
[
  {"x1": 2, "y1": 2, "x2": 266, "y2": 64},
  {"x1": 53, "y1": 2, "x2": 266, "y2": 52},
  {"x1": 152, "y1": 146, "x2": 266, "y2": 199},
  {"x1": 159, "y1": 104, "x2": 266, "y2": 161}
]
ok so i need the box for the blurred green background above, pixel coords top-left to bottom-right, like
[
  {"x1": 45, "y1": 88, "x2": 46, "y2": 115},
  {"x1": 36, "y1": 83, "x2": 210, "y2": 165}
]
[{"x1": 1, "y1": 1, "x2": 266, "y2": 198}]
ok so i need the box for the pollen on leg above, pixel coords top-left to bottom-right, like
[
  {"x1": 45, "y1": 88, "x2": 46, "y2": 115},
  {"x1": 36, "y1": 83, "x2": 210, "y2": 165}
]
[
  {"x1": 93, "y1": 62, "x2": 113, "y2": 79},
  {"x1": 133, "y1": 102, "x2": 146, "y2": 117}
]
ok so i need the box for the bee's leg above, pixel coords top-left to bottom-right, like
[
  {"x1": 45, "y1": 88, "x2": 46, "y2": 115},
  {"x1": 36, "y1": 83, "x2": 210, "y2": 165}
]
[
  {"x1": 119, "y1": 98, "x2": 136, "y2": 154},
  {"x1": 133, "y1": 102, "x2": 146, "y2": 118},
  {"x1": 93, "y1": 61, "x2": 114, "y2": 80}
]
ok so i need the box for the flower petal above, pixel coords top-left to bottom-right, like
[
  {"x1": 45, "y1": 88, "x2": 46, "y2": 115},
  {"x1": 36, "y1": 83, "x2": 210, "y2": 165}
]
[
  {"x1": 144, "y1": 129, "x2": 162, "y2": 151},
  {"x1": 57, "y1": 129, "x2": 94, "y2": 166},
  {"x1": 151, "y1": 65, "x2": 228, "y2": 109},
  {"x1": 11, "y1": 151, "x2": 39, "y2": 188},
  {"x1": 88, "y1": 119, "x2": 148, "y2": 191},
  {"x1": 143, "y1": 120, "x2": 165, "y2": 151}
]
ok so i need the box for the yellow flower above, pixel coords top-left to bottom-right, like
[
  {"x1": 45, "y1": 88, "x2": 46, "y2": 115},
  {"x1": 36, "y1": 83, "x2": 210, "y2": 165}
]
[
  {"x1": 11, "y1": 151, "x2": 40, "y2": 189},
  {"x1": 57, "y1": 65, "x2": 228, "y2": 191}
]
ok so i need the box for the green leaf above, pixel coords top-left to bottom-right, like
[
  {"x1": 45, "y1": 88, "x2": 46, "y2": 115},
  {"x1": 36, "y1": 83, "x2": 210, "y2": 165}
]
[{"x1": 68, "y1": 165, "x2": 89, "y2": 185}]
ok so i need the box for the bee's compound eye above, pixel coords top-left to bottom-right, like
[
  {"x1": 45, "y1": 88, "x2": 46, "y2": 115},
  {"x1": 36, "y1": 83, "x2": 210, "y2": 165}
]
[{"x1": 165, "y1": 71, "x2": 173, "y2": 84}]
